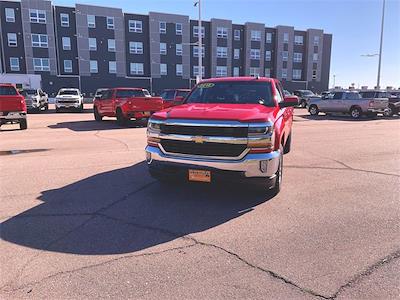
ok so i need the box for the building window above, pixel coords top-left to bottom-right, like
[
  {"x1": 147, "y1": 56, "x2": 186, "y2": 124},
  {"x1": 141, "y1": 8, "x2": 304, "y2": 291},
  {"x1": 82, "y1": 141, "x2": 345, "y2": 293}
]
[
  {"x1": 10, "y1": 57, "x2": 19, "y2": 71},
  {"x1": 293, "y1": 69, "x2": 302, "y2": 80},
  {"x1": 60, "y1": 13, "x2": 69, "y2": 27},
  {"x1": 62, "y1": 37, "x2": 71, "y2": 50},
  {"x1": 266, "y1": 32, "x2": 272, "y2": 43},
  {"x1": 234, "y1": 29, "x2": 240, "y2": 41},
  {"x1": 31, "y1": 34, "x2": 48, "y2": 48},
  {"x1": 176, "y1": 23, "x2": 182, "y2": 35},
  {"x1": 129, "y1": 20, "x2": 142, "y2": 33},
  {"x1": 312, "y1": 70, "x2": 317, "y2": 79},
  {"x1": 107, "y1": 17, "x2": 114, "y2": 29},
  {"x1": 216, "y1": 66, "x2": 227, "y2": 77},
  {"x1": 89, "y1": 38, "x2": 97, "y2": 51},
  {"x1": 64, "y1": 60, "x2": 72, "y2": 73},
  {"x1": 250, "y1": 49, "x2": 260, "y2": 60},
  {"x1": 7, "y1": 33, "x2": 17, "y2": 47},
  {"x1": 249, "y1": 67, "x2": 260, "y2": 77},
  {"x1": 108, "y1": 39, "x2": 116, "y2": 52},
  {"x1": 251, "y1": 30, "x2": 261, "y2": 41},
  {"x1": 160, "y1": 43, "x2": 167, "y2": 55},
  {"x1": 293, "y1": 52, "x2": 302, "y2": 63},
  {"x1": 176, "y1": 44, "x2": 183, "y2": 56},
  {"x1": 176, "y1": 64, "x2": 183, "y2": 76},
  {"x1": 5, "y1": 8, "x2": 15, "y2": 22},
  {"x1": 283, "y1": 32, "x2": 289, "y2": 43},
  {"x1": 282, "y1": 51, "x2": 288, "y2": 61},
  {"x1": 313, "y1": 53, "x2": 319, "y2": 61},
  {"x1": 33, "y1": 58, "x2": 50, "y2": 71},
  {"x1": 160, "y1": 63, "x2": 167, "y2": 75},
  {"x1": 159, "y1": 21, "x2": 166, "y2": 34},
  {"x1": 264, "y1": 68, "x2": 270, "y2": 77},
  {"x1": 216, "y1": 47, "x2": 228, "y2": 58},
  {"x1": 131, "y1": 63, "x2": 144, "y2": 75},
  {"x1": 217, "y1": 27, "x2": 228, "y2": 38},
  {"x1": 233, "y1": 67, "x2": 239, "y2": 77},
  {"x1": 314, "y1": 36, "x2": 320, "y2": 46},
  {"x1": 193, "y1": 46, "x2": 205, "y2": 57},
  {"x1": 265, "y1": 50, "x2": 271, "y2": 61},
  {"x1": 193, "y1": 66, "x2": 205, "y2": 76},
  {"x1": 294, "y1": 35, "x2": 303, "y2": 45},
  {"x1": 193, "y1": 26, "x2": 205, "y2": 38},
  {"x1": 30, "y1": 9, "x2": 46, "y2": 24},
  {"x1": 129, "y1": 42, "x2": 143, "y2": 54},
  {"x1": 234, "y1": 48, "x2": 240, "y2": 59},
  {"x1": 87, "y1": 15, "x2": 95, "y2": 28},
  {"x1": 282, "y1": 68, "x2": 287, "y2": 79},
  {"x1": 109, "y1": 61, "x2": 117, "y2": 74},
  {"x1": 90, "y1": 60, "x2": 98, "y2": 73}
]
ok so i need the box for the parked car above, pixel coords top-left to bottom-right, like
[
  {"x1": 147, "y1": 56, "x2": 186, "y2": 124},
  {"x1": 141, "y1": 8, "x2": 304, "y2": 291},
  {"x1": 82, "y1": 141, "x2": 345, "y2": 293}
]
[
  {"x1": 93, "y1": 88, "x2": 163, "y2": 125},
  {"x1": 293, "y1": 89, "x2": 319, "y2": 107},
  {"x1": 160, "y1": 89, "x2": 191, "y2": 108},
  {"x1": 359, "y1": 90, "x2": 400, "y2": 117},
  {"x1": 308, "y1": 91, "x2": 388, "y2": 119},
  {"x1": 55, "y1": 88, "x2": 84, "y2": 112},
  {"x1": 21, "y1": 88, "x2": 48, "y2": 112},
  {"x1": 146, "y1": 77, "x2": 298, "y2": 195},
  {"x1": 0, "y1": 84, "x2": 27, "y2": 130},
  {"x1": 93, "y1": 88, "x2": 108, "y2": 102}
]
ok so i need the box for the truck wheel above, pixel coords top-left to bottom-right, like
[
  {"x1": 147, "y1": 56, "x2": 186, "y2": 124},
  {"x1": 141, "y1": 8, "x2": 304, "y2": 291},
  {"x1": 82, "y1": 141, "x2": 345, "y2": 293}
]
[
  {"x1": 79, "y1": 103, "x2": 84, "y2": 112},
  {"x1": 44, "y1": 103, "x2": 49, "y2": 111},
  {"x1": 56, "y1": 108, "x2": 60, "y2": 113},
  {"x1": 309, "y1": 105, "x2": 319, "y2": 116},
  {"x1": 283, "y1": 133, "x2": 292, "y2": 154},
  {"x1": 350, "y1": 107, "x2": 362, "y2": 119},
  {"x1": 19, "y1": 119, "x2": 28, "y2": 130},
  {"x1": 383, "y1": 105, "x2": 394, "y2": 117},
  {"x1": 94, "y1": 107, "x2": 103, "y2": 121},
  {"x1": 270, "y1": 148, "x2": 283, "y2": 196},
  {"x1": 116, "y1": 109, "x2": 128, "y2": 126}
]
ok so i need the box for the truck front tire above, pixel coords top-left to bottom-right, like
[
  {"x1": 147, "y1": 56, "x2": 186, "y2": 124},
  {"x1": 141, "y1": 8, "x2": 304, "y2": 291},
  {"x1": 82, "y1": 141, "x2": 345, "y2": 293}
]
[
  {"x1": 94, "y1": 107, "x2": 103, "y2": 121},
  {"x1": 116, "y1": 109, "x2": 128, "y2": 126},
  {"x1": 269, "y1": 148, "x2": 283, "y2": 196},
  {"x1": 350, "y1": 107, "x2": 362, "y2": 119},
  {"x1": 19, "y1": 119, "x2": 27, "y2": 130},
  {"x1": 309, "y1": 105, "x2": 319, "y2": 116}
]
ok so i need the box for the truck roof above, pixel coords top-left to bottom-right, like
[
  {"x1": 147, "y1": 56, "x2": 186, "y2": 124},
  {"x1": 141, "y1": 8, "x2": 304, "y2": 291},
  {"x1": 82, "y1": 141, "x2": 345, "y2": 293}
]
[{"x1": 200, "y1": 76, "x2": 277, "y2": 83}]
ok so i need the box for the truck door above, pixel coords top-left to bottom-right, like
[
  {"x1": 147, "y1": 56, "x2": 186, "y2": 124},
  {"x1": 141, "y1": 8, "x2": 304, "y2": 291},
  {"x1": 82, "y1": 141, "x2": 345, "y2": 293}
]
[{"x1": 323, "y1": 92, "x2": 343, "y2": 112}]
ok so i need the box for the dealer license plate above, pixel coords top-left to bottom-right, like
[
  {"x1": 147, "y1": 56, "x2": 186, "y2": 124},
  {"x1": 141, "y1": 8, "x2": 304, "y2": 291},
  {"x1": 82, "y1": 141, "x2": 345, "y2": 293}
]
[{"x1": 188, "y1": 169, "x2": 211, "y2": 183}]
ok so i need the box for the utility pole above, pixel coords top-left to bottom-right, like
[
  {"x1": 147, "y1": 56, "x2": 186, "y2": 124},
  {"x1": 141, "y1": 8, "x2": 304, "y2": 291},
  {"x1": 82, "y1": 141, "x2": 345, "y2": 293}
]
[
  {"x1": 377, "y1": 0, "x2": 385, "y2": 89},
  {"x1": 194, "y1": 0, "x2": 202, "y2": 83}
]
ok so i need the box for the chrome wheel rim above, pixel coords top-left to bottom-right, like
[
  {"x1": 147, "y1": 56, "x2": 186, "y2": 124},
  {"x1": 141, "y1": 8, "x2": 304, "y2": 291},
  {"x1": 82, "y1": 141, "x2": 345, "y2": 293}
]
[
  {"x1": 310, "y1": 107, "x2": 317, "y2": 115},
  {"x1": 352, "y1": 110, "x2": 360, "y2": 118},
  {"x1": 384, "y1": 107, "x2": 392, "y2": 117}
]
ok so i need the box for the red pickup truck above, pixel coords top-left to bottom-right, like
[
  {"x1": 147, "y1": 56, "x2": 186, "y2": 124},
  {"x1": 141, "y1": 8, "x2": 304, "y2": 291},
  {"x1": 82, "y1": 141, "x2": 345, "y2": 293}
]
[
  {"x1": 160, "y1": 89, "x2": 191, "y2": 108},
  {"x1": 146, "y1": 77, "x2": 298, "y2": 195},
  {"x1": 93, "y1": 88, "x2": 163, "y2": 125},
  {"x1": 0, "y1": 84, "x2": 28, "y2": 130}
]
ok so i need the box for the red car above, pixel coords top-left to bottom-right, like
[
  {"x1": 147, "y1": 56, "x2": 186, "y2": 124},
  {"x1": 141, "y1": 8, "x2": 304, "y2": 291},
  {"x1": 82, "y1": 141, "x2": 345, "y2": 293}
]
[
  {"x1": 0, "y1": 84, "x2": 27, "y2": 130},
  {"x1": 146, "y1": 77, "x2": 298, "y2": 195},
  {"x1": 160, "y1": 89, "x2": 191, "y2": 108},
  {"x1": 93, "y1": 88, "x2": 163, "y2": 125}
]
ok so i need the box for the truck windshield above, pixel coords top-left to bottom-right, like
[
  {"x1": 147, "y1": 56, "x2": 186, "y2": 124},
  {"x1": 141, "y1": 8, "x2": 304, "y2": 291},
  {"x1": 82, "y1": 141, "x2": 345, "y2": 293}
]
[
  {"x1": 0, "y1": 86, "x2": 18, "y2": 96},
  {"x1": 186, "y1": 81, "x2": 274, "y2": 106},
  {"x1": 22, "y1": 89, "x2": 37, "y2": 95},
  {"x1": 59, "y1": 90, "x2": 78, "y2": 95}
]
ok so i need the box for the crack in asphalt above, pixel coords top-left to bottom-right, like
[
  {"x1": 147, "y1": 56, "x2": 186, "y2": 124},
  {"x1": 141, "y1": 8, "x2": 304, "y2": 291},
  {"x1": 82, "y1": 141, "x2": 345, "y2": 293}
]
[
  {"x1": 94, "y1": 131, "x2": 131, "y2": 151},
  {"x1": 286, "y1": 165, "x2": 400, "y2": 177}
]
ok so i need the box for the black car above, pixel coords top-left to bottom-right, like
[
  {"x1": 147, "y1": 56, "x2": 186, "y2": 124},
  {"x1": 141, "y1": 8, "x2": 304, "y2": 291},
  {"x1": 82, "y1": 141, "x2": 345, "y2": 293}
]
[
  {"x1": 293, "y1": 90, "x2": 317, "y2": 108},
  {"x1": 359, "y1": 90, "x2": 400, "y2": 117}
]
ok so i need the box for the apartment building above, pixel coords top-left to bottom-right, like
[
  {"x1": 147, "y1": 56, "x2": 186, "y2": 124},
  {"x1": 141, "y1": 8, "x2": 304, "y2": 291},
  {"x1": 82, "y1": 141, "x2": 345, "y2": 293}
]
[{"x1": 0, "y1": 0, "x2": 332, "y2": 95}]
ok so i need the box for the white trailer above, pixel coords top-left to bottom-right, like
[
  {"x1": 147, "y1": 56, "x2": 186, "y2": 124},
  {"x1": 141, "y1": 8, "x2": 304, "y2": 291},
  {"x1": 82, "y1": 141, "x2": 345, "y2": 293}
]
[{"x1": 0, "y1": 74, "x2": 42, "y2": 90}]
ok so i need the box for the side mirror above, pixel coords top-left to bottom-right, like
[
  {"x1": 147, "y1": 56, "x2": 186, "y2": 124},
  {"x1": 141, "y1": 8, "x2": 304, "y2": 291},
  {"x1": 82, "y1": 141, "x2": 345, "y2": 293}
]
[{"x1": 279, "y1": 96, "x2": 299, "y2": 108}]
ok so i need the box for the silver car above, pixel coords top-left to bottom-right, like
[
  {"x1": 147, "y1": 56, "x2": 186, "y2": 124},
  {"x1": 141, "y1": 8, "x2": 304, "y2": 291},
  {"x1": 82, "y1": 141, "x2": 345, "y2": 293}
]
[
  {"x1": 308, "y1": 91, "x2": 388, "y2": 119},
  {"x1": 21, "y1": 88, "x2": 49, "y2": 112}
]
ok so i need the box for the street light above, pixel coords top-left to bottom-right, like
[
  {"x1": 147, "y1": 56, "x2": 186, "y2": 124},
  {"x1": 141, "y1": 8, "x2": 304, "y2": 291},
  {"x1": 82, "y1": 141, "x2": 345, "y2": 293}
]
[{"x1": 194, "y1": 0, "x2": 202, "y2": 83}]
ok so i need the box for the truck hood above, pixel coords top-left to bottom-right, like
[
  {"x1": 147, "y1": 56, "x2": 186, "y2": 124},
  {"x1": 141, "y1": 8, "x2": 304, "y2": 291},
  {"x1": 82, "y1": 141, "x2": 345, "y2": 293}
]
[{"x1": 154, "y1": 103, "x2": 278, "y2": 123}]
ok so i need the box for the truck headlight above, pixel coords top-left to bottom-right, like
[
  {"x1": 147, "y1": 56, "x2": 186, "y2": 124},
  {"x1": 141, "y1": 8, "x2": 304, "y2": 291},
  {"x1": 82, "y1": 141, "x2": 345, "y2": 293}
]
[
  {"x1": 248, "y1": 126, "x2": 273, "y2": 136},
  {"x1": 248, "y1": 125, "x2": 274, "y2": 153},
  {"x1": 148, "y1": 120, "x2": 161, "y2": 132}
]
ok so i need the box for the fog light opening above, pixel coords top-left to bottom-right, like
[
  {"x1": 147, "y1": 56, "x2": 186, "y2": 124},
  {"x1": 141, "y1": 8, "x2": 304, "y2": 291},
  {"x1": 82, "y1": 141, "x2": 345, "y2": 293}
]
[
  {"x1": 146, "y1": 152, "x2": 152, "y2": 164},
  {"x1": 260, "y1": 160, "x2": 268, "y2": 173}
]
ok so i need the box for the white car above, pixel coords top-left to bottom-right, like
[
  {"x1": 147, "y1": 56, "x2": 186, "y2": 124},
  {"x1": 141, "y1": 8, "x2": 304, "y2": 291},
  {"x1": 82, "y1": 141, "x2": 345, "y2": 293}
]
[{"x1": 55, "y1": 88, "x2": 84, "y2": 112}]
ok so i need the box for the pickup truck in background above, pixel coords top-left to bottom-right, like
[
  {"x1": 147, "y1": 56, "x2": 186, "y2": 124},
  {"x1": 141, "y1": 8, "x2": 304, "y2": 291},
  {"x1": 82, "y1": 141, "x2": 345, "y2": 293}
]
[
  {"x1": 20, "y1": 88, "x2": 48, "y2": 112},
  {"x1": 146, "y1": 77, "x2": 298, "y2": 195},
  {"x1": 93, "y1": 88, "x2": 164, "y2": 125},
  {"x1": 55, "y1": 88, "x2": 84, "y2": 112},
  {"x1": 160, "y1": 89, "x2": 191, "y2": 108},
  {"x1": 0, "y1": 84, "x2": 27, "y2": 130},
  {"x1": 359, "y1": 90, "x2": 400, "y2": 117},
  {"x1": 308, "y1": 91, "x2": 388, "y2": 119}
]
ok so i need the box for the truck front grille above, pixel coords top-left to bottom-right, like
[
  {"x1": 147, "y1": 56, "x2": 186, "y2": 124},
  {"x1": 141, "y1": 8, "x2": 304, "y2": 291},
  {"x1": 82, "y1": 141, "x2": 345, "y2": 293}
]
[
  {"x1": 160, "y1": 124, "x2": 248, "y2": 137},
  {"x1": 160, "y1": 140, "x2": 247, "y2": 157}
]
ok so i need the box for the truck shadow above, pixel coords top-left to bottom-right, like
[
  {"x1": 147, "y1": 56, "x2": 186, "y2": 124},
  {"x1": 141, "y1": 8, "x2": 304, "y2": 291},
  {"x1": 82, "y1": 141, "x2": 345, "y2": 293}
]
[
  {"x1": 48, "y1": 120, "x2": 148, "y2": 131},
  {"x1": 1, "y1": 161, "x2": 272, "y2": 255},
  {"x1": 296, "y1": 113, "x2": 399, "y2": 122}
]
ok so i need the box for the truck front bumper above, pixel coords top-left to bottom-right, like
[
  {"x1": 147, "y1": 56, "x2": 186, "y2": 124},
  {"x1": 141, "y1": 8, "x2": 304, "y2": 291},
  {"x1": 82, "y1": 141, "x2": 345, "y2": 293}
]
[
  {"x1": 0, "y1": 111, "x2": 26, "y2": 120},
  {"x1": 56, "y1": 102, "x2": 81, "y2": 109},
  {"x1": 145, "y1": 145, "x2": 280, "y2": 185}
]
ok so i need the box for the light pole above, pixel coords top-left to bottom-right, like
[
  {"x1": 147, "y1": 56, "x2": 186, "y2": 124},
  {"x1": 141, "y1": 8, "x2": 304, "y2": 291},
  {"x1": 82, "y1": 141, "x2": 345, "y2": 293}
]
[
  {"x1": 377, "y1": 0, "x2": 385, "y2": 89},
  {"x1": 333, "y1": 74, "x2": 336, "y2": 88},
  {"x1": 194, "y1": 0, "x2": 202, "y2": 82}
]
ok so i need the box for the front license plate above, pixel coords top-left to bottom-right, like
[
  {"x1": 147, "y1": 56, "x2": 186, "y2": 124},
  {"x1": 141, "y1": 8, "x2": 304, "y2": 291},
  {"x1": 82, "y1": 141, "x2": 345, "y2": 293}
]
[
  {"x1": 143, "y1": 111, "x2": 151, "y2": 117},
  {"x1": 188, "y1": 169, "x2": 211, "y2": 183}
]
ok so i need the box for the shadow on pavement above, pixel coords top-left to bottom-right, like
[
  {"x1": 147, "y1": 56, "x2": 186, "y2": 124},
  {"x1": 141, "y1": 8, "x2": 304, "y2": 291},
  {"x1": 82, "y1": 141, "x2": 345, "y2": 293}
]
[
  {"x1": 1, "y1": 161, "x2": 272, "y2": 255},
  {"x1": 296, "y1": 112, "x2": 399, "y2": 122},
  {"x1": 48, "y1": 119, "x2": 147, "y2": 131}
]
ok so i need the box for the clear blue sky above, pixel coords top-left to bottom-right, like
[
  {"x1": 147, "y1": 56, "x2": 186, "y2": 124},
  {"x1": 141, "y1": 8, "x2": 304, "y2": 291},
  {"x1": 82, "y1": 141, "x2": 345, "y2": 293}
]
[{"x1": 54, "y1": 0, "x2": 400, "y2": 89}]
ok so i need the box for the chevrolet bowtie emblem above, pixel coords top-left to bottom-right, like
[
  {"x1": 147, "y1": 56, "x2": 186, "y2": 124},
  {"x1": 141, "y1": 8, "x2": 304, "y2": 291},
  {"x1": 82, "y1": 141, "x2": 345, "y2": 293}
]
[{"x1": 193, "y1": 136, "x2": 205, "y2": 144}]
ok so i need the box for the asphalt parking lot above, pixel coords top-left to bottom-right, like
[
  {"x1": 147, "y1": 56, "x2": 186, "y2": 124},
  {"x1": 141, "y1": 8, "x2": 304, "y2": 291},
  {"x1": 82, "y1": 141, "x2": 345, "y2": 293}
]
[{"x1": 1, "y1": 105, "x2": 399, "y2": 299}]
